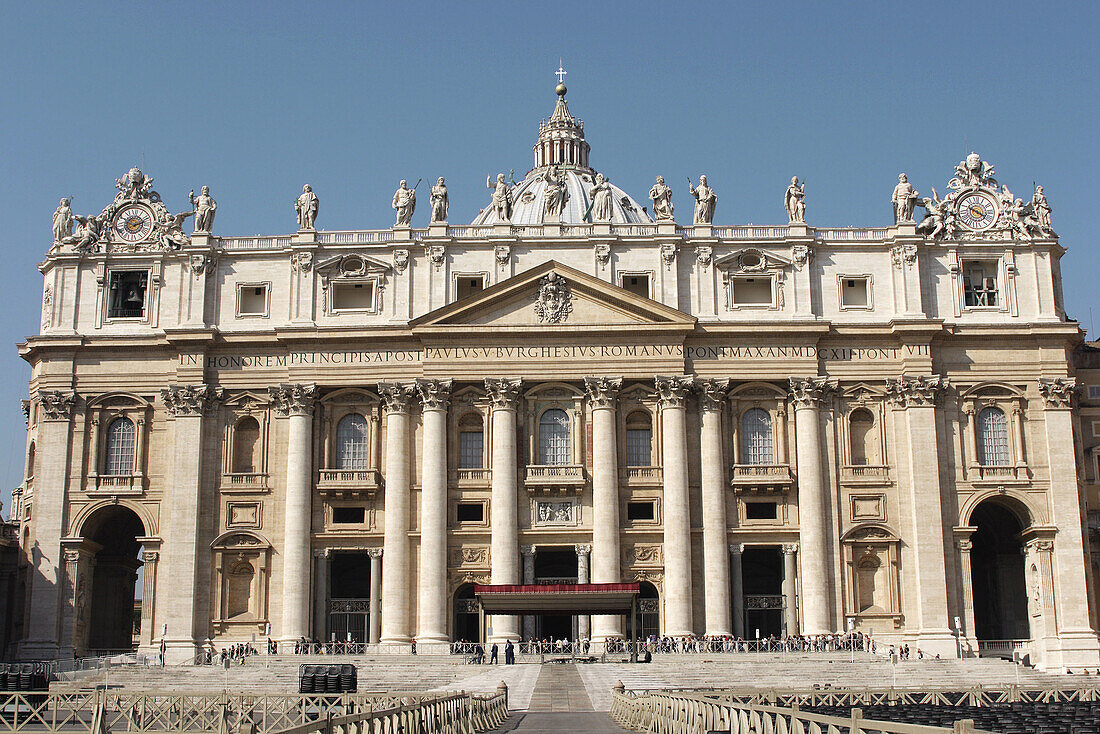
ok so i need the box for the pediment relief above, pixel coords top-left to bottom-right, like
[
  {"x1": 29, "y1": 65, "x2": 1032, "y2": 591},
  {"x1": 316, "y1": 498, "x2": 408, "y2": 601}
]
[
  {"x1": 842, "y1": 522, "x2": 899, "y2": 543},
  {"x1": 224, "y1": 391, "x2": 272, "y2": 411},
  {"x1": 315, "y1": 253, "x2": 392, "y2": 282},
  {"x1": 714, "y1": 248, "x2": 791, "y2": 274},
  {"x1": 320, "y1": 388, "x2": 380, "y2": 406},
  {"x1": 211, "y1": 530, "x2": 272, "y2": 550},
  {"x1": 841, "y1": 382, "x2": 887, "y2": 401},
  {"x1": 86, "y1": 392, "x2": 152, "y2": 409}
]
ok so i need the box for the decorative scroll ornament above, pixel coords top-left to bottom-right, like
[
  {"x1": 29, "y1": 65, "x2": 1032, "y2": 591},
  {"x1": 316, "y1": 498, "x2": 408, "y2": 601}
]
[
  {"x1": 267, "y1": 383, "x2": 317, "y2": 416},
  {"x1": 583, "y1": 376, "x2": 622, "y2": 409},
  {"x1": 660, "y1": 243, "x2": 677, "y2": 271},
  {"x1": 534, "y1": 272, "x2": 572, "y2": 324},
  {"x1": 454, "y1": 547, "x2": 489, "y2": 566},
  {"x1": 655, "y1": 375, "x2": 694, "y2": 409},
  {"x1": 426, "y1": 244, "x2": 445, "y2": 270},
  {"x1": 292, "y1": 251, "x2": 314, "y2": 273},
  {"x1": 189, "y1": 254, "x2": 216, "y2": 277},
  {"x1": 884, "y1": 375, "x2": 949, "y2": 407},
  {"x1": 416, "y1": 378, "x2": 452, "y2": 410},
  {"x1": 366, "y1": 547, "x2": 383, "y2": 559},
  {"x1": 791, "y1": 244, "x2": 812, "y2": 269},
  {"x1": 495, "y1": 245, "x2": 511, "y2": 270},
  {"x1": 392, "y1": 249, "x2": 409, "y2": 273},
  {"x1": 788, "y1": 376, "x2": 836, "y2": 407},
  {"x1": 1038, "y1": 377, "x2": 1075, "y2": 408},
  {"x1": 162, "y1": 384, "x2": 224, "y2": 415},
  {"x1": 891, "y1": 243, "x2": 918, "y2": 269},
  {"x1": 484, "y1": 377, "x2": 522, "y2": 409},
  {"x1": 42, "y1": 286, "x2": 53, "y2": 329},
  {"x1": 626, "y1": 544, "x2": 661, "y2": 565},
  {"x1": 39, "y1": 390, "x2": 76, "y2": 420},
  {"x1": 593, "y1": 244, "x2": 610, "y2": 270},
  {"x1": 377, "y1": 382, "x2": 416, "y2": 413},
  {"x1": 696, "y1": 378, "x2": 730, "y2": 412},
  {"x1": 21, "y1": 399, "x2": 30, "y2": 425},
  {"x1": 574, "y1": 543, "x2": 592, "y2": 557},
  {"x1": 695, "y1": 246, "x2": 712, "y2": 272}
]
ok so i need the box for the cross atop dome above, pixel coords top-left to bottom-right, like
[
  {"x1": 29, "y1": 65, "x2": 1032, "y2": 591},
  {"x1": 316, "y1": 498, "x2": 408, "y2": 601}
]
[
  {"x1": 536, "y1": 68, "x2": 589, "y2": 172},
  {"x1": 556, "y1": 61, "x2": 567, "y2": 85}
]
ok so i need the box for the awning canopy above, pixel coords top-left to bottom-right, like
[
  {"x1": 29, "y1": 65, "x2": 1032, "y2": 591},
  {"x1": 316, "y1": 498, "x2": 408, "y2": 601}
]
[{"x1": 473, "y1": 583, "x2": 640, "y2": 616}]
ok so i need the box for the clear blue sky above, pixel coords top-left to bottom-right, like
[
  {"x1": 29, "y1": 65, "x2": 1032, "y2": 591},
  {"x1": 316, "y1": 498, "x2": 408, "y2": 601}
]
[{"x1": 2, "y1": 1, "x2": 1098, "y2": 514}]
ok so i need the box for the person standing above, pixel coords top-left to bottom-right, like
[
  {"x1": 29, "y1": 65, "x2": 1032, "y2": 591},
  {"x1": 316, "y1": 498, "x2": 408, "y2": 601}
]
[{"x1": 490, "y1": 642, "x2": 499, "y2": 664}]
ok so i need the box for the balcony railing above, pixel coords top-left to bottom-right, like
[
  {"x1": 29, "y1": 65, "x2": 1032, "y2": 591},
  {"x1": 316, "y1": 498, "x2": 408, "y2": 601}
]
[
  {"x1": 840, "y1": 465, "x2": 891, "y2": 483},
  {"x1": 525, "y1": 464, "x2": 586, "y2": 490},
  {"x1": 971, "y1": 464, "x2": 1028, "y2": 483},
  {"x1": 729, "y1": 464, "x2": 793, "y2": 492},
  {"x1": 317, "y1": 468, "x2": 383, "y2": 497},
  {"x1": 222, "y1": 472, "x2": 268, "y2": 489},
  {"x1": 977, "y1": 639, "x2": 1030, "y2": 659},
  {"x1": 452, "y1": 468, "x2": 491, "y2": 485},
  {"x1": 89, "y1": 474, "x2": 143, "y2": 494},
  {"x1": 620, "y1": 466, "x2": 663, "y2": 484}
]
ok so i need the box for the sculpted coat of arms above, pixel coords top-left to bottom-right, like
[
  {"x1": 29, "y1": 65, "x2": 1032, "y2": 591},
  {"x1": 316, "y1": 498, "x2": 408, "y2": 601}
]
[{"x1": 534, "y1": 272, "x2": 572, "y2": 324}]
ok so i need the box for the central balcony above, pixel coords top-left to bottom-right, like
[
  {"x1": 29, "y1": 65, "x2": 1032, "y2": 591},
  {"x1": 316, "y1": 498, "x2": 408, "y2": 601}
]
[
  {"x1": 839, "y1": 465, "x2": 892, "y2": 486},
  {"x1": 88, "y1": 473, "x2": 144, "y2": 496},
  {"x1": 525, "y1": 464, "x2": 587, "y2": 494},
  {"x1": 970, "y1": 464, "x2": 1030, "y2": 485},
  {"x1": 450, "y1": 468, "x2": 492, "y2": 487},
  {"x1": 317, "y1": 468, "x2": 383, "y2": 499},
  {"x1": 729, "y1": 463, "x2": 793, "y2": 494},
  {"x1": 619, "y1": 466, "x2": 664, "y2": 486}
]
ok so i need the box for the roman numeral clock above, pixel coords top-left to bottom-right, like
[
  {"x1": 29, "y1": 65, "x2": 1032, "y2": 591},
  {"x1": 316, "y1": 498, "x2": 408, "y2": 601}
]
[
  {"x1": 956, "y1": 192, "x2": 997, "y2": 231},
  {"x1": 113, "y1": 205, "x2": 155, "y2": 243}
]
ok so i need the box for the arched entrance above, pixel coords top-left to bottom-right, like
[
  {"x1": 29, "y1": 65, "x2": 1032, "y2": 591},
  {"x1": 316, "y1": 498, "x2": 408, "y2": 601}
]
[
  {"x1": 453, "y1": 584, "x2": 481, "y2": 643},
  {"x1": 969, "y1": 500, "x2": 1029, "y2": 641},
  {"x1": 78, "y1": 505, "x2": 146, "y2": 654},
  {"x1": 626, "y1": 581, "x2": 659, "y2": 639}
]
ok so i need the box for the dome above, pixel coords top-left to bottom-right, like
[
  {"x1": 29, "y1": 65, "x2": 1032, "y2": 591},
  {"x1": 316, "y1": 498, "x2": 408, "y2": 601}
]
[{"x1": 470, "y1": 81, "x2": 653, "y2": 225}]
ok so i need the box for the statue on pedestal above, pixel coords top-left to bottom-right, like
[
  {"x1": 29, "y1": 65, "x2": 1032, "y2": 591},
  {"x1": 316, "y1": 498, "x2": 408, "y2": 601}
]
[
  {"x1": 296, "y1": 185, "x2": 319, "y2": 230},
  {"x1": 892, "y1": 173, "x2": 919, "y2": 224},
  {"x1": 392, "y1": 180, "x2": 416, "y2": 226},
  {"x1": 430, "y1": 177, "x2": 449, "y2": 222},
  {"x1": 1032, "y1": 185, "x2": 1053, "y2": 233},
  {"x1": 784, "y1": 177, "x2": 806, "y2": 223},
  {"x1": 590, "y1": 173, "x2": 614, "y2": 221},
  {"x1": 542, "y1": 166, "x2": 568, "y2": 217},
  {"x1": 486, "y1": 173, "x2": 512, "y2": 222},
  {"x1": 52, "y1": 198, "x2": 73, "y2": 244},
  {"x1": 189, "y1": 186, "x2": 217, "y2": 233},
  {"x1": 689, "y1": 175, "x2": 717, "y2": 224},
  {"x1": 649, "y1": 176, "x2": 674, "y2": 221}
]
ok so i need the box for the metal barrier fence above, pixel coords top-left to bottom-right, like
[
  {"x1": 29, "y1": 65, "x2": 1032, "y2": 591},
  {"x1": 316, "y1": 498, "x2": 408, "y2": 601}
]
[
  {"x1": 620, "y1": 684, "x2": 1100, "y2": 707},
  {"x1": 272, "y1": 690, "x2": 507, "y2": 734},
  {"x1": 0, "y1": 689, "x2": 506, "y2": 734},
  {"x1": 610, "y1": 689, "x2": 989, "y2": 734}
]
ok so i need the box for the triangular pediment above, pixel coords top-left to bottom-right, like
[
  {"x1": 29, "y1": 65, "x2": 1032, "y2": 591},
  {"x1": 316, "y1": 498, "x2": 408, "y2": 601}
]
[{"x1": 411, "y1": 261, "x2": 696, "y2": 330}]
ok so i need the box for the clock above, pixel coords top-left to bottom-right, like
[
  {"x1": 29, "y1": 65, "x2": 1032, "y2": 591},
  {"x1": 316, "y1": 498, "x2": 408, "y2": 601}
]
[
  {"x1": 956, "y1": 193, "x2": 997, "y2": 231},
  {"x1": 114, "y1": 206, "x2": 154, "y2": 242}
]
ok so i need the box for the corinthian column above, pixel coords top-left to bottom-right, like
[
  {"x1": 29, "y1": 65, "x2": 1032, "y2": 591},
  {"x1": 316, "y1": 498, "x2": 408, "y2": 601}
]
[
  {"x1": 575, "y1": 543, "x2": 592, "y2": 639},
  {"x1": 18, "y1": 390, "x2": 75, "y2": 660},
  {"x1": 486, "y1": 377, "x2": 523, "y2": 643},
  {"x1": 584, "y1": 376, "x2": 623, "y2": 640},
  {"x1": 270, "y1": 383, "x2": 317, "y2": 643},
  {"x1": 697, "y1": 379, "x2": 732, "y2": 637},
  {"x1": 379, "y1": 382, "x2": 416, "y2": 644},
  {"x1": 789, "y1": 377, "x2": 834, "y2": 635},
  {"x1": 416, "y1": 378, "x2": 452, "y2": 646},
  {"x1": 656, "y1": 375, "x2": 695, "y2": 636},
  {"x1": 161, "y1": 384, "x2": 222, "y2": 662}
]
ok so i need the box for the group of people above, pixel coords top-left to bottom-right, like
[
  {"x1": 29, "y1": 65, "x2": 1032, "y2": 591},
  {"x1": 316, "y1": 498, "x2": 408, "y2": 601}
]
[
  {"x1": 198, "y1": 642, "x2": 259, "y2": 666},
  {"x1": 452, "y1": 639, "x2": 518, "y2": 665}
]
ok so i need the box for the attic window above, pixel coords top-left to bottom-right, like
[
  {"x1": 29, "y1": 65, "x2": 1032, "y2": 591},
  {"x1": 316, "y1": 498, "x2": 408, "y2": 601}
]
[
  {"x1": 331, "y1": 281, "x2": 376, "y2": 312},
  {"x1": 732, "y1": 276, "x2": 774, "y2": 306},
  {"x1": 621, "y1": 274, "x2": 650, "y2": 298},
  {"x1": 456, "y1": 275, "x2": 486, "y2": 301}
]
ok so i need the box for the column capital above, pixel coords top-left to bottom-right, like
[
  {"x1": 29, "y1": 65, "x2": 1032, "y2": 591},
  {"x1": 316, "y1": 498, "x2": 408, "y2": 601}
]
[
  {"x1": 788, "y1": 377, "x2": 836, "y2": 408},
  {"x1": 1038, "y1": 377, "x2": 1075, "y2": 409},
  {"x1": 574, "y1": 543, "x2": 592, "y2": 557},
  {"x1": 378, "y1": 382, "x2": 416, "y2": 414},
  {"x1": 163, "y1": 384, "x2": 224, "y2": 416},
  {"x1": 267, "y1": 383, "x2": 316, "y2": 416},
  {"x1": 142, "y1": 550, "x2": 160, "y2": 563},
  {"x1": 484, "y1": 377, "x2": 523, "y2": 410},
  {"x1": 781, "y1": 543, "x2": 799, "y2": 555},
  {"x1": 728, "y1": 543, "x2": 745, "y2": 556},
  {"x1": 696, "y1": 378, "x2": 730, "y2": 412},
  {"x1": 885, "y1": 375, "x2": 949, "y2": 408},
  {"x1": 366, "y1": 547, "x2": 383, "y2": 559},
  {"x1": 955, "y1": 539, "x2": 973, "y2": 552},
  {"x1": 655, "y1": 375, "x2": 694, "y2": 409},
  {"x1": 38, "y1": 390, "x2": 76, "y2": 421},
  {"x1": 416, "y1": 378, "x2": 453, "y2": 411},
  {"x1": 520, "y1": 544, "x2": 536, "y2": 557},
  {"x1": 312, "y1": 548, "x2": 331, "y2": 559},
  {"x1": 1025, "y1": 538, "x2": 1055, "y2": 554},
  {"x1": 583, "y1": 376, "x2": 622, "y2": 409}
]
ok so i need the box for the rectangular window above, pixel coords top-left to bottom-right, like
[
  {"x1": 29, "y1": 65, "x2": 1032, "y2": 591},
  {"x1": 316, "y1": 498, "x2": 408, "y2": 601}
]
[
  {"x1": 963, "y1": 262, "x2": 999, "y2": 307},
  {"x1": 732, "y1": 276, "x2": 774, "y2": 306},
  {"x1": 621, "y1": 274, "x2": 650, "y2": 298},
  {"x1": 455, "y1": 275, "x2": 486, "y2": 301},
  {"x1": 331, "y1": 281, "x2": 375, "y2": 312},
  {"x1": 626, "y1": 428, "x2": 652, "y2": 467},
  {"x1": 626, "y1": 501, "x2": 656, "y2": 521},
  {"x1": 332, "y1": 506, "x2": 365, "y2": 524},
  {"x1": 459, "y1": 430, "x2": 484, "y2": 469},
  {"x1": 237, "y1": 284, "x2": 269, "y2": 317},
  {"x1": 107, "y1": 271, "x2": 148, "y2": 319},
  {"x1": 456, "y1": 502, "x2": 485, "y2": 523},
  {"x1": 1089, "y1": 386, "x2": 1100, "y2": 400},
  {"x1": 1092, "y1": 421, "x2": 1100, "y2": 438},
  {"x1": 840, "y1": 276, "x2": 870, "y2": 308},
  {"x1": 745, "y1": 501, "x2": 778, "y2": 520}
]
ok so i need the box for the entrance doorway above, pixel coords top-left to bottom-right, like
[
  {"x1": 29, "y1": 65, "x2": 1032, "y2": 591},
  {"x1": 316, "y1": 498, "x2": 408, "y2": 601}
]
[
  {"x1": 970, "y1": 501, "x2": 1029, "y2": 640},
  {"x1": 453, "y1": 584, "x2": 480, "y2": 643},
  {"x1": 328, "y1": 552, "x2": 371, "y2": 642},
  {"x1": 741, "y1": 546, "x2": 784, "y2": 639},
  {"x1": 625, "y1": 581, "x2": 659, "y2": 639},
  {"x1": 534, "y1": 547, "x2": 578, "y2": 640},
  {"x1": 80, "y1": 505, "x2": 145, "y2": 654}
]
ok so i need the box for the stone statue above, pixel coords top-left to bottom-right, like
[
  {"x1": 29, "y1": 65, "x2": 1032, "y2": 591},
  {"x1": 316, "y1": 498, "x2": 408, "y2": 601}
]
[
  {"x1": 69, "y1": 214, "x2": 102, "y2": 252},
  {"x1": 915, "y1": 188, "x2": 948, "y2": 240},
  {"x1": 52, "y1": 198, "x2": 73, "y2": 243},
  {"x1": 649, "y1": 176, "x2": 674, "y2": 221},
  {"x1": 486, "y1": 173, "x2": 513, "y2": 222},
  {"x1": 892, "y1": 173, "x2": 919, "y2": 224},
  {"x1": 392, "y1": 180, "x2": 416, "y2": 226},
  {"x1": 1032, "y1": 185, "x2": 1052, "y2": 233},
  {"x1": 688, "y1": 175, "x2": 717, "y2": 224},
  {"x1": 430, "y1": 177, "x2": 449, "y2": 222},
  {"x1": 188, "y1": 186, "x2": 217, "y2": 233},
  {"x1": 590, "y1": 173, "x2": 614, "y2": 221},
  {"x1": 296, "y1": 185, "x2": 319, "y2": 230},
  {"x1": 114, "y1": 167, "x2": 154, "y2": 202},
  {"x1": 542, "y1": 166, "x2": 568, "y2": 217},
  {"x1": 784, "y1": 177, "x2": 806, "y2": 223},
  {"x1": 949, "y1": 152, "x2": 997, "y2": 189}
]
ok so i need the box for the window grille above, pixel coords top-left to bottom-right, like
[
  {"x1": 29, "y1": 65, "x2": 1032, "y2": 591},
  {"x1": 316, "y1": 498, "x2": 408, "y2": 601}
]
[
  {"x1": 626, "y1": 428, "x2": 652, "y2": 467},
  {"x1": 963, "y1": 264, "x2": 999, "y2": 307},
  {"x1": 459, "y1": 430, "x2": 484, "y2": 469},
  {"x1": 977, "y1": 407, "x2": 1010, "y2": 466},
  {"x1": 335, "y1": 413, "x2": 370, "y2": 470},
  {"x1": 104, "y1": 417, "x2": 136, "y2": 475},
  {"x1": 538, "y1": 408, "x2": 571, "y2": 465},
  {"x1": 740, "y1": 408, "x2": 773, "y2": 465}
]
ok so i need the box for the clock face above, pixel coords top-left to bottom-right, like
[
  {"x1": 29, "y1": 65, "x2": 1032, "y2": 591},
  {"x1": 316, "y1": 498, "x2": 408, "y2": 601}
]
[
  {"x1": 956, "y1": 193, "x2": 998, "y2": 231},
  {"x1": 114, "y1": 206, "x2": 154, "y2": 242}
]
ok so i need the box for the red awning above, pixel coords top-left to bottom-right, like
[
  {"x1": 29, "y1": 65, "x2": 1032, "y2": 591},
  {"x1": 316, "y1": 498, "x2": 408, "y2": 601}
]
[{"x1": 473, "y1": 583, "x2": 640, "y2": 615}]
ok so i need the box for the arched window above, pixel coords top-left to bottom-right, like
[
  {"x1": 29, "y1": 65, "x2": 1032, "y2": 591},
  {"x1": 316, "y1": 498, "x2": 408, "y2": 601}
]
[
  {"x1": 848, "y1": 408, "x2": 876, "y2": 465},
  {"x1": 458, "y1": 413, "x2": 484, "y2": 469},
  {"x1": 740, "y1": 408, "x2": 773, "y2": 465},
  {"x1": 103, "y1": 417, "x2": 136, "y2": 475},
  {"x1": 538, "y1": 408, "x2": 571, "y2": 465},
  {"x1": 336, "y1": 413, "x2": 370, "y2": 470},
  {"x1": 233, "y1": 417, "x2": 260, "y2": 474},
  {"x1": 977, "y1": 407, "x2": 1010, "y2": 466},
  {"x1": 227, "y1": 561, "x2": 255, "y2": 619},
  {"x1": 625, "y1": 411, "x2": 653, "y2": 467}
]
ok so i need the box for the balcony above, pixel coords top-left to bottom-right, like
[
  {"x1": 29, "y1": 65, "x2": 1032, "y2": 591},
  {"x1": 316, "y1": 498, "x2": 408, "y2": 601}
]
[
  {"x1": 619, "y1": 466, "x2": 663, "y2": 486},
  {"x1": 450, "y1": 468, "x2": 491, "y2": 487},
  {"x1": 840, "y1": 465, "x2": 892, "y2": 486},
  {"x1": 317, "y1": 468, "x2": 383, "y2": 499},
  {"x1": 88, "y1": 474, "x2": 143, "y2": 495},
  {"x1": 525, "y1": 464, "x2": 586, "y2": 494},
  {"x1": 221, "y1": 472, "x2": 269, "y2": 492},
  {"x1": 970, "y1": 464, "x2": 1029, "y2": 485},
  {"x1": 729, "y1": 464, "x2": 793, "y2": 494}
]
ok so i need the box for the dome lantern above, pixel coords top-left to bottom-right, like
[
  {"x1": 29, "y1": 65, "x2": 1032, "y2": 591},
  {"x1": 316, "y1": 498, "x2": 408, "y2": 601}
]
[{"x1": 534, "y1": 76, "x2": 591, "y2": 173}]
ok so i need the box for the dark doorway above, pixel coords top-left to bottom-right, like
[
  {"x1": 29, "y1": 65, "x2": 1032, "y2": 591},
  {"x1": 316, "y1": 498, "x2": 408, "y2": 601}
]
[
  {"x1": 741, "y1": 546, "x2": 784, "y2": 639},
  {"x1": 453, "y1": 583, "x2": 480, "y2": 643},
  {"x1": 83, "y1": 506, "x2": 145, "y2": 653},
  {"x1": 328, "y1": 552, "x2": 371, "y2": 642},
  {"x1": 534, "y1": 547, "x2": 578, "y2": 640},
  {"x1": 970, "y1": 501, "x2": 1029, "y2": 640},
  {"x1": 625, "y1": 581, "x2": 659, "y2": 639}
]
